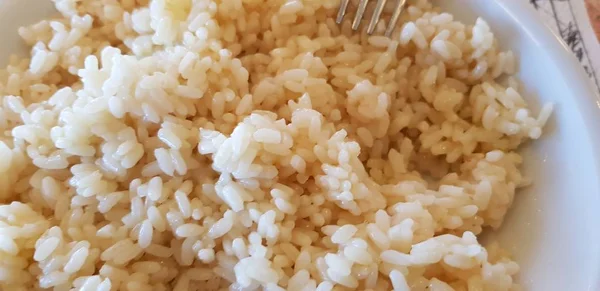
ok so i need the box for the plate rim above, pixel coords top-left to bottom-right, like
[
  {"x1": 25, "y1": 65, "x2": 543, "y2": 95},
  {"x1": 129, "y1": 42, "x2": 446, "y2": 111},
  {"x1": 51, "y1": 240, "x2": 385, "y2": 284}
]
[{"x1": 496, "y1": 0, "x2": 600, "y2": 289}]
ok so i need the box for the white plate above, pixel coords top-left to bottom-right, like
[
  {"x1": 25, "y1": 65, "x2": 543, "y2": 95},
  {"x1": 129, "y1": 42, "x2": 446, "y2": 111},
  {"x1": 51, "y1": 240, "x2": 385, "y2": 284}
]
[
  {"x1": 436, "y1": 1, "x2": 600, "y2": 290},
  {"x1": 1, "y1": 0, "x2": 599, "y2": 289}
]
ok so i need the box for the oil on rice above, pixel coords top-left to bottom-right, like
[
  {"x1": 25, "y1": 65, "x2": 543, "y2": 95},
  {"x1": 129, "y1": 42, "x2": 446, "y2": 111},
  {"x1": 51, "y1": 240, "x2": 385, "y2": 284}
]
[{"x1": 0, "y1": 0, "x2": 552, "y2": 290}]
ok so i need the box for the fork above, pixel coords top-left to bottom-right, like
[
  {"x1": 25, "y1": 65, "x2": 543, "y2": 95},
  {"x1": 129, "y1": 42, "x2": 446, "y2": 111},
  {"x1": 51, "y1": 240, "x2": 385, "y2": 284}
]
[{"x1": 336, "y1": 0, "x2": 408, "y2": 37}]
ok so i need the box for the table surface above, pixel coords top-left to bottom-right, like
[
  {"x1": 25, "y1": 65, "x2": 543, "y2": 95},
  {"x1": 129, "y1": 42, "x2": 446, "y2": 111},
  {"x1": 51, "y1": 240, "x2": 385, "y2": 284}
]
[{"x1": 586, "y1": 0, "x2": 600, "y2": 40}]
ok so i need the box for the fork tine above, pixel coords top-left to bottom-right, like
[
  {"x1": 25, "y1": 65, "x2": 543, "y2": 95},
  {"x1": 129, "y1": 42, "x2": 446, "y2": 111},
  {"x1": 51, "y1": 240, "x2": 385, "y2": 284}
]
[
  {"x1": 336, "y1": 0, "x2": 351, "y2": 24},
  {"x1": 367, "y1": 0, "x2": 387, "y2": 34},
  {"x1": 352, "y1": 0, "x2": 369, "y2": 31},
  {"x1": 384, "y1": 0, "x2": 407, "y2": 37}
]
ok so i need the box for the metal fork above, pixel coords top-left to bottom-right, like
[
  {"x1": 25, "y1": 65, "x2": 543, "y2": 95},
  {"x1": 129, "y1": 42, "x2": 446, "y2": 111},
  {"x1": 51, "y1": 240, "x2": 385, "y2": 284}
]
[{"x1": 336, "y1": 0, "x2": 408, "y2": 37}]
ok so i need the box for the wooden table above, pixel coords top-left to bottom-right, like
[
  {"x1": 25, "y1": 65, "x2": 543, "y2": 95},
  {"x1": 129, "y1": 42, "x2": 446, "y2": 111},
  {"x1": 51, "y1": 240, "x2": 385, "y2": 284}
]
[{"x1": 586, "y1": 0, "x2": 600, "y2": 41}]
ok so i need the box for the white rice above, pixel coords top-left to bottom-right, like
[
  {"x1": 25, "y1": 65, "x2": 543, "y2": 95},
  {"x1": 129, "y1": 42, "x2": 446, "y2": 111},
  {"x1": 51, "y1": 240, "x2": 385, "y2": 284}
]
[{"x1": 0, "y1": 0, "x2": 552, "y2": 289}]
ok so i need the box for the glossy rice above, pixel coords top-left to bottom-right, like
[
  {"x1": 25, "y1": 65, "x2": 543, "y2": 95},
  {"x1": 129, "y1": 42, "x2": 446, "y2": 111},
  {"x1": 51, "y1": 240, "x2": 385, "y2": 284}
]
[{"x1": 0, "y1": 0, "x2": 552, "y2": 290}]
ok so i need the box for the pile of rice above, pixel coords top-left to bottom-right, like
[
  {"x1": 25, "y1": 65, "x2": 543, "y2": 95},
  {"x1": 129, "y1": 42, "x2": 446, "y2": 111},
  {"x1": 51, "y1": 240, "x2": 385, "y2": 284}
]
[{"x1": 0, "y1": 0, "x2": 553, "y2": 290}]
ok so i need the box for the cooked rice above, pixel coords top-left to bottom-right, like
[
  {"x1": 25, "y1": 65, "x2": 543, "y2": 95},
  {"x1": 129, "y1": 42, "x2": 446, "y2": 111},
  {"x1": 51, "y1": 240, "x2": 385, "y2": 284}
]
[{"x1": 0, "y1": 0, "x2": 552, "y2": 290}]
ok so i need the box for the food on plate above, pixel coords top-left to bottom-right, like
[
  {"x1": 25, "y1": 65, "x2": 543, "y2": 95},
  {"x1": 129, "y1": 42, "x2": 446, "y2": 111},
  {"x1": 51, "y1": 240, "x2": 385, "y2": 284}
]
[{"x1": 0, "y1": 0, "x2": 552, "y2": 290}]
